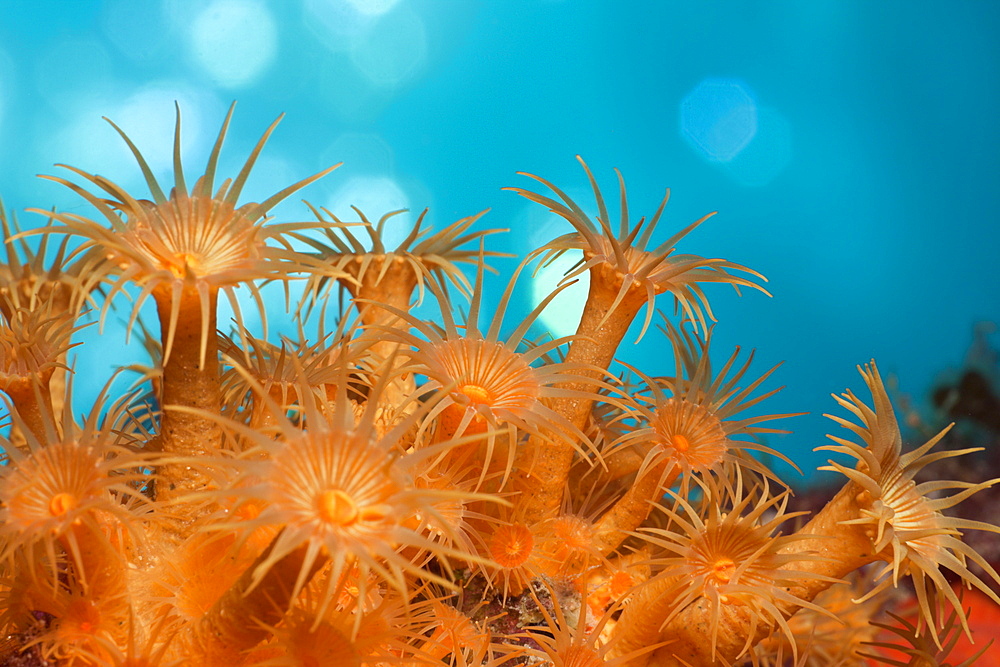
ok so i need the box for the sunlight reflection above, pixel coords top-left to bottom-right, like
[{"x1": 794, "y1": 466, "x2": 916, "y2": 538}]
[{"x1": 532, "y1": 252, "x2": 588, "y2": 340}]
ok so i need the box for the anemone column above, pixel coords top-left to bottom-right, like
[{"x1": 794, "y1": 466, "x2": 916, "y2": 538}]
[
  {"x1": 153, "y1": 284, "x2": 221, "y2": 505},
  {"x1": 512, "y1": 265, "x2": 647, "y2": 524},
  {"x1": 340, "y1": 256, "x2": 418, "y2": 411},
  {"x1": 2, "y1": 379, "x2": 55, "y2": 444}
]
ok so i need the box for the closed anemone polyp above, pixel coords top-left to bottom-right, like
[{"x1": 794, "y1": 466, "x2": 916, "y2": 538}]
[
  {"x1": 422, "y1": 602, "x2": 492, "y2": 662},
  {"x1": 536, "y1": 515, "x2": 597, "y2": 580},
  {"x1": 550, "y1": 515, "x2": 593, "y2": 554},
  {"x1": 609, "y1": 570, "x2": 637, "y2": 599},
  {"x1": 489, "y1": 523, "x2": 534, "y2": 568}
]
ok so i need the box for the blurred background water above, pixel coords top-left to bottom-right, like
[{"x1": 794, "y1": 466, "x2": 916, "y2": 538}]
[{"x1": 0, "y1": 0, "x2": 997, "y2": 487}]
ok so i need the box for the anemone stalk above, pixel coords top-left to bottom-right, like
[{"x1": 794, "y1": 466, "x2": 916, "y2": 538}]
[
  {"x1": 153, "y1": 284, "x2": 221, "y2": 505},
  {"x1": 511, "y1": 265, "x2": 648, "y2": 523}
]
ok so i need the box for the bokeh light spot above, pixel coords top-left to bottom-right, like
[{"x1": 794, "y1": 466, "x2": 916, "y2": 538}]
[
  {"x1": 328, "y1": 175, "x2": 411, "y2": 248},
  {"x1": 101, "y1": 0, "x2": 169, "y2": 62},
  {"x1": 33, "y1": 39, "x2": 113, "y2": 109},
  {"x1": 723, "y1": 106, "x2": 793, "y2": 187},
  {"x1": 49, "y1": 87, "x2": 217, "y2": 191},
  {"x1": 106, "y1": 89, "x2": 213, "y2": 175},
  {"x1": 305, "y1": 0, "x2": 374, "y2": 51},
  {"x1": 239, "y1": 155, "x2": 311, "y2": 221},
  {"x1": 350, "y1": 7, "x2": 427, "y2": 88},
  {"x1": 0, "y1": 50, "x2": 7, "y2": 136},
  {"x1": 681, "y1": 78, "x2": 758, "y2": 162},
  {"x1": 345, "y1": 0, "x2": 401, "y2": 16},
  {"x1": 323, "y1": 132, "x2": 395, "y2": 175},
  {"x1": 189, "y1": 0, "x2": 277, "y2": 88}
]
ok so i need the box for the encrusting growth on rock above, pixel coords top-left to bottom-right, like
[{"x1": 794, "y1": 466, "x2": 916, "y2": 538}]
[{"x1": 0, "y1": 106, "x2": 997, "y2": 666}]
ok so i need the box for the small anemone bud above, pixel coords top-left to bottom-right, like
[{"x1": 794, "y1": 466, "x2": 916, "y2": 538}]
[
  {"x1": 48, "y1": 492, "x2": 78, "y2": 517},
  {"x1": 709, "y1": 557, "x2": 737, "y2": 585},
  {"x1": 671, "y1": 433, "x2": 691, "y2": 453},
  {"x1": 316, "y1": 489, "x2": 360, "y2": 526},
  {"x1": 459, "y1": 383, "x2": 492, "y2": 405}
]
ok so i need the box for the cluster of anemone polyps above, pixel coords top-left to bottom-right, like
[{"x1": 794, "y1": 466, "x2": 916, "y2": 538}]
[{"x1": 0, "y1": 105, "x2": 997, "y2": 667}]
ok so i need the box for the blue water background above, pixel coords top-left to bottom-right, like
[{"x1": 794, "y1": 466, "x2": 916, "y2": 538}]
[{"x1": 0, "y1": 1, "x2": 997, "y2": 487}]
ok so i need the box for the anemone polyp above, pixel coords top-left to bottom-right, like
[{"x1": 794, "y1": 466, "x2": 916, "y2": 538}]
[
  {"x1": 652, "y1": 398, "x2": 728, "y2": 469},
  {"x1": 127, "y1": 195, "x2": 262, "y2": 283},
  {"x1": 2, "y1": 440, "x2": 142, "y2": 541},
  {"x1": 434, "y1": 338, "x2": 540, "y2": 417},
  {"x1": 819, "y1": 362, "x2": 1000, "y2": 643},
  {"x1": 670, "y1": 433, "x2": 691, "y2": 452}
]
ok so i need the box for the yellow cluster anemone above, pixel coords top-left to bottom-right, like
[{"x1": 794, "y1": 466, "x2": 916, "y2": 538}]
[{"x1": 1, "y1": 105, "x2": 998, "y2": 667}]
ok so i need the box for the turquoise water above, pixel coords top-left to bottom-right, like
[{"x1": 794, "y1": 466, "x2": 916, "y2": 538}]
[{"x1": 0, "y1": 1, "x2": 997, "y2": 486}]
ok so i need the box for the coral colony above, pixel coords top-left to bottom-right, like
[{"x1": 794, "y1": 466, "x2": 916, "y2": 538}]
[{"x1": 0, "y1": 104, "x2": 998, "y2": 667}]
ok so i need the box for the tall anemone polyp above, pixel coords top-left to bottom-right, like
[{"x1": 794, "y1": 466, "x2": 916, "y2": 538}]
[
  {"x1": 299, "y1": 204, "x2": 506, "y2": 317},
  {"x1": 32, "y1": 102, "x2": 342, "y2": 502},
  {"x1": 507, "y1": 157, "x2": 769, "y2": 523},
  {"x1": 816, "y1": 362, "x2": 1000, "y2": 644},
  {"x1": 509, "y1": 155, "x2": 768, "y2": 345}
]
